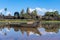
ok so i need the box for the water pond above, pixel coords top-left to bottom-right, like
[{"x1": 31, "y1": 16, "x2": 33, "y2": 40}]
[{"x1": 0, "y1": 24, "x2": 60, "y2": 40}]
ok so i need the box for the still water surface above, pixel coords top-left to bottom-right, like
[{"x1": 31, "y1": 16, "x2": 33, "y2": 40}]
[{"x1": 0, "y1": 24, "x2": 60, "y2": 40}]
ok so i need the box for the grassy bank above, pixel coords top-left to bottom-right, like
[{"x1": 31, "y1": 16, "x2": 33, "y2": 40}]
[
  {"x1": 0, "y1": 19, "x2": 35, "y2": 23},
  {"x1": 41, "y1": 21, "x2": 60, "y2": 24},
  {"x1": 0, "y1": 19, "x2": 60, "y2": 24}
]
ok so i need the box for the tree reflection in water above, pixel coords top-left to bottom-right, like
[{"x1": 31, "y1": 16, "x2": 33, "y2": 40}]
[
  {"x1": 42, "y1": 24, "x2": 60, "y2": 33},
  {"x1": 0, "y1": 24, "x2": 60, "y2": 36},
  {"x1": 0, "y1": 25, "x2": 41, "y2": 36},
  {"x1": 11, "y1": 25, "x2": 41, "y2": 36}
]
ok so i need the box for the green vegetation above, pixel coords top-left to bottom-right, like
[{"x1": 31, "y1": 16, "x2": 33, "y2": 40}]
[
  {"x1": 0, "y1": 19, "x2": 35, "y2": 23},
  {"x1": 42, "y1": 11, "x2": 60, "y2": 20},
  {"x1": 0, "y1": 8, "x2": 60, "y2": 22},
  {"x1": 41, "y1": 21, "x2": 60, "y2": 24},
  {"x1": 13, "y1": 8, "x2": 39, "y2": 20}
]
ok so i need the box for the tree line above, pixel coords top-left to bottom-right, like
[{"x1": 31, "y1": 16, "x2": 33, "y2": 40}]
[
  {"x1": 11, "y1": 9, "x2": 60, "y2": 20},
  {"x1": 13, "y1": 8, "x2": 39, "y2": 20},
  {"x1": 0, "y1": 8, "x2": 39, "y2": 20},
  {"x1": 42, "y1": 11, "x2": 60, "y2": 20},
  {"x1": 0, "y1": 8, "x2": 60, "y2": 20}
]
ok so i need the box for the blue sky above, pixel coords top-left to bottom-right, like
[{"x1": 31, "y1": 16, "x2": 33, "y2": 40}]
[{"x1": 0, "y1": 0, "x2": 60, "y2": 15}]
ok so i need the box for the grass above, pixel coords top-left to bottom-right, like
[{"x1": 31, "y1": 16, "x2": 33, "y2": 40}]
[
  {"x1": 0, "y1": 19, "x2": 60, "y2": 24},
  {"x1": 41, "y1": 21, "x2": 60, "y2": 24},
  {"x1": 0, "y1": 19, "x2": 35, "y2": 23}
]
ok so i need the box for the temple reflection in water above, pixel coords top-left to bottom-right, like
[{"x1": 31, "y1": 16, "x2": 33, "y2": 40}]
[
  {"x1": 0, "y1": 23, "x2": 60, "y2": 36},
  {"x1": 0, "y1": 25, "x2": 41, "y2": 36}
]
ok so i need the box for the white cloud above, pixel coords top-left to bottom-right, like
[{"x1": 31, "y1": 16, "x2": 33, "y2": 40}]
[
  {"x1": 0, "y1": 31, "x2": 4, "y2": 35},
  {"x1": 29, "y1": 32, "x2": 40, "y2": 36},
  {"x1": 0, "y1": 9, "x2": 12, "y2": 16},
  {"x1": 6, "y1": 11, "x2": 11, "y2": 16},
  {"x1": 0, "y1": 9, "x2": 4, "y2": 13},
  {"x1": 29, "y1": 8, "x2": 56, "y2": 15},
  {"x1": 38, "y1": 28, "x2": 56, "y2": 35},
  {"x1": 5, "y1": 28, "x2": 10, "y2": 32},
  {"x1": 29, "y1": 32, "x2": 34, "y2": 35},
  {"x1": 0, "y1": 8, "x2": 57, "y2": 16},
  {"x1": 29, "y1": 8, "x2": 35, "y2": 13}
]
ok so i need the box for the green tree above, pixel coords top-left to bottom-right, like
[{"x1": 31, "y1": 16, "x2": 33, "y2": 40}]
[
  {"x1": 44, "y1": 12, "x2": 53, "y2": 16},
  {"x1": 32, "y1": 9, "x2": 37, "y2": 16},
  {"x1": 31, "y1": 9, "x2": 37, "y2": 19},
  {"x1": 24, "y1": 13, "x2": 32, "y2": 19},
  {"x1": 44, "y1": 11, "x2": 59, "y2": 20},
  {"x1": 44, "y1": 11, "x2": 59, "y2": 17},
  {"x1": 14, "y1": 12, "x2": 19, "y2": 19},
  {"x1": 4, "y1": 8, "x2": 7, "y2": 11},
  {"x1": 45, "y1": 12, "x2": 50, "y2": 16},
  {"x1": 53, "y1": 11, "x2": 59, "y2": 17},
  {"x1": 4, "y1": 8, "x2": 7, "y2": 15}
]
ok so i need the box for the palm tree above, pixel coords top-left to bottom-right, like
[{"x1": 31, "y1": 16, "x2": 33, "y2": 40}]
[
  {"x1": 4, "y1": 8, "x2": 7, "y2": 16},
  {"x1": 14, "y1": 12, "x2": 19, "y2": 19}
]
